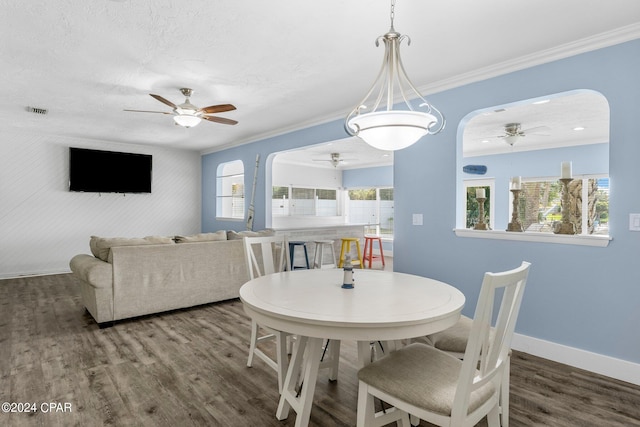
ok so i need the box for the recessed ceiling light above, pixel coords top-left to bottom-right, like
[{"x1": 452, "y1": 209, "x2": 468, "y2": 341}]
[
  {"x1": 481, "y1": 139, "x2": 490, "y2": 143},
  {"x1": 573, "y1": 126, "x2": 585, "y2": 131},
  {"x1": 533, "y1": 99, "x2": 550, "y2": 105}
]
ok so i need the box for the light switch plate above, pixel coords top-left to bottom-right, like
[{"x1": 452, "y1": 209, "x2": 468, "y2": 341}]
[
  {"x1": 412, "y1": 213, "x2": 423, "y2": 226},
  {"x1": 629, "y1": 213, "x2": 640, "y2": 231}
]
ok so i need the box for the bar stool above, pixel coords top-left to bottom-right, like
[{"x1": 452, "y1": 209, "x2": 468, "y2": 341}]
[
  {"x1": 313, "y1": 240, "x2": 337, "y2": 269},
  {"x1": 338, "y1": 237, "x2": 363, "y2": 268},
  {"x1": 288, "y1": 241, "x2": 310, "y2": 270},
  {"x1": 363, "y1": 236, "x2": 385, "y2": 268}
]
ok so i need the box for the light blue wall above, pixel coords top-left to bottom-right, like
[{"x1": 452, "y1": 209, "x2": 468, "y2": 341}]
[
  {"x1": 202, "y1": 39, "x2": 640, "y2": 364},
  {"x1": 343, "y1": 165, "x2": 393, "y2": 188}
]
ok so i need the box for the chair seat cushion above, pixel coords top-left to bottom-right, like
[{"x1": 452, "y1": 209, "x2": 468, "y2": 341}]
[
  {"x1": 427, "y1": 315, "x2": 474, "y2": 353},
  {"x1": 357, "y1": 343, "x2": 495, "y2": 416}
]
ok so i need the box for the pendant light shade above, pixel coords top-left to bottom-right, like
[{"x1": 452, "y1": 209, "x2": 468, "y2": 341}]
[
  {"x1": 347, "y1": 110, "x2": 437, "y2": 151},
  {"x1": 345, "y1": 0, "x2": 444, "y2": 150}
]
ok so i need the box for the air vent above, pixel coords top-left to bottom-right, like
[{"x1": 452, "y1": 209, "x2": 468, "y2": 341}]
[{"x1": 26, "y1": 106, "x2": 48, "y2": 115}]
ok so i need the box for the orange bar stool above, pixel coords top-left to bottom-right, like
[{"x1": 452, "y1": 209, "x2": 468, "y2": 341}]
[
  {"x1": 363, "y1": 236, "x2": 385, "y2": 268},
  {"x1": 338, "y1": 237, "x2": 363, "y2": 268}
]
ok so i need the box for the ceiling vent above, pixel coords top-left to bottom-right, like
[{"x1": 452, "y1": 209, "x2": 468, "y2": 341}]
[{"x1": 26, "y1": 106, "x2": 48, "y2": 115}]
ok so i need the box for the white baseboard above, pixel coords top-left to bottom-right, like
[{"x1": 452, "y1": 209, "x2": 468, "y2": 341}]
[{"x1": 512, "y1": 333, "x2": 640, "y2": 386}]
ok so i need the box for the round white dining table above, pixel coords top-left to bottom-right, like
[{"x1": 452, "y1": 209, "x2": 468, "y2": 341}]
[{"x1": 240, "y1": 268, "x2": 465, "y2": 427}]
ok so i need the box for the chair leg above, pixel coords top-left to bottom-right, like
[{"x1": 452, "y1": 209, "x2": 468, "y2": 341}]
[
  {"x1": 357, "y1": 382, "x2": 376, "y2": 427},
  {"x1": 354, "y1": 240, "x2": 363, "y2": 268},
  {"x1": 501, "y1": 354, "x2": 511, "y2": 427},
  {"x1": 338, "y1": 241, "x2": 347, "y2": 268},
  {"x1": 487, "y1": 404, "x2": 501, "y2": 427},
  {"x1": 377, "y1": 238, "x2": 385, "y2": 266},
  {"x1": 247, "y1": 320, "x2": 259, "y2": 367},
  {"x1": 364, "y1": 238, "x2": 371, "y2": 268}
]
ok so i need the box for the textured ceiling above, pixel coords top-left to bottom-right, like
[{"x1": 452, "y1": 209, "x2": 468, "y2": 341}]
[{"x1": 1, "y1": 0, "x2": 639, "y2": 157}]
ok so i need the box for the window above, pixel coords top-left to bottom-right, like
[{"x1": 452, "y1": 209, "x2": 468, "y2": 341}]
[
  {"x1": 216, "y1": 160, "x2": 244, "y2": 219},
  {"x1": 272, "y1": 186, "x2": 289, "y2": 216},
  {"x1": 272, "y1": 186, "x2": 338, "y2": 217},
  {"x1": 464, "y1": 179, "x2": 495, "y2": 229},
  {"x1": 347, "y1": 187, "x2": 394, "y2": 237},
  {"x1": 515, "y1": 176, "x2": 609, "y2": 235}
]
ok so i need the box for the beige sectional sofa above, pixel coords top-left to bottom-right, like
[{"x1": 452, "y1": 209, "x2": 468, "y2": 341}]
[{"x1": 69, "y1": 230, "x2": 272, "y2": 326}]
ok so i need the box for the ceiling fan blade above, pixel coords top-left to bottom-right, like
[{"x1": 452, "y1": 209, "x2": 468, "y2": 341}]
[
  {"x1": 202, "y1": 115, "x2": 238, "y2": 126},
  {"x1": 522, "y1": 125, "x2": 551, "y2": 134},
  {"x1": 150, "y1": 94, "x2": 177, "y2": 109},
  {"x1": 124, "y1": 109, "x2": 173, "y2": 114},
  {"x1": 200, "y1": 104, "x2": 236, "y2": 114}
]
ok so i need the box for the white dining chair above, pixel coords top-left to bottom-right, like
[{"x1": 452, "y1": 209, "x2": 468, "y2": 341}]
[
  {"x1": 425, "y1": 317, "x2": 514, "y2": 427},
  {"x1": 356, "y1": 261, "x2": 531, "y2": 427},
  {"x1": 243, "y1": 235, "x2": 292, "y2": 393}
]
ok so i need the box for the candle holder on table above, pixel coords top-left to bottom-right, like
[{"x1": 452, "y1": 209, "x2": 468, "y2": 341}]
[
  {"x1": 474, "y1": 197, "x2": 489, "y2": 230},
  {"x1": 506, "y1": 189, "x2": 524, "y2": 232},
  {"x1": 554, "y1": 178, "x2": 577, "y2": 235}
]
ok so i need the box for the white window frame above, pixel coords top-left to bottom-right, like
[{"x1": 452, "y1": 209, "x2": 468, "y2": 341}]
[
  {"x1": 216, "y1": 160, "x2": 245, "y2": 220},
  {"x1": 463, "y1": 178, "x2": 495, "y2": 230},
  {"x1": 272, "y1": 185, "x2": 340, "y2": 217}
]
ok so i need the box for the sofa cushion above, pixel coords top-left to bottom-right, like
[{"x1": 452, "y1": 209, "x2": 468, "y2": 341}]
[
  {"x1": 226, "y1": 229, "x2": 275, "y2": 240},
  {"x1": 174, "y1": 230, "x2": 227, "y2": 243},
  {"x1": 92, "y1": 235, "x2": 174, "y2": 262}
]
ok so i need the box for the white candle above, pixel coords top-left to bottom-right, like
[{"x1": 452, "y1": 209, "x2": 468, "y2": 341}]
[
  {"x1": 476, "y1": 188, "x2": 486, "y2": 199},
  {"x1": 511, "y1": 176, "x2": 521, "y2": 190},
  {"x1": 561, "y1": 161, "x2": 572, "y2": 179}
]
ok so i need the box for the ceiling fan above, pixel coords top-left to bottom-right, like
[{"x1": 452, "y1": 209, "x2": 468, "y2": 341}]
[
  {"x1": 312, "y1": 152, "x2": 355, "y2": 168},
  {"x1": 493, "y1": 122, "x2": 550, "y2": 146},
  {"x1": 124, "y1": 88, "x2": 238, "y2": 128}
]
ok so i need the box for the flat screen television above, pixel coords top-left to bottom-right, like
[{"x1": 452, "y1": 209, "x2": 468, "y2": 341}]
[{"x1": 69, "y1": 147, "x2": 152, "y2": 193}]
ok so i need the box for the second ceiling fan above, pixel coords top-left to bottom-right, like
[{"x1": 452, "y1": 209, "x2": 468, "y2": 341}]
[
  {"x1": 495, "y1": 123, "x2": 549, "y2": 146},
  {"x1": 312, "y1": 152, "x2": 356, "y2": 168},
  {"x1": 125, "y1": 88, "x2": 238, "y2": 128}
]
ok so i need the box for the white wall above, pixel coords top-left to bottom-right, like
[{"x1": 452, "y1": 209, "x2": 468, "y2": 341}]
[
  {"x1": 272, "y1": 161, "x2": 342, "y2": 188},
  {"x1": 0, "y1": 130, "x2": 202, "y2": 278}
]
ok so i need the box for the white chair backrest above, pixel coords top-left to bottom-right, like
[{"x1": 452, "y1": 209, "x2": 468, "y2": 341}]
[
  {"x1": 243, "y1": 235, "x2": 291, "y2": 280},
  {"x1": 452, "y1": 261, "x2": 531, "y2": 422}
]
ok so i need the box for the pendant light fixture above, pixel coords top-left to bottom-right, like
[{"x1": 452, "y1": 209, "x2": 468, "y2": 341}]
[{"x1": 345, "y1": 0, "x2": 445, "y2": 150}]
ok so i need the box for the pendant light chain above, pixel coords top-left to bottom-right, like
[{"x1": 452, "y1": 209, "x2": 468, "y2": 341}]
[{"x1": 390, "y1": 0, "x2": 395, "y2": 29}]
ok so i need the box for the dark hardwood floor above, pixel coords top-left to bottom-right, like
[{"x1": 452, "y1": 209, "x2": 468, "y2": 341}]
[{"x1": 1, "y1": 273, "x2": 639, "y2": 426}]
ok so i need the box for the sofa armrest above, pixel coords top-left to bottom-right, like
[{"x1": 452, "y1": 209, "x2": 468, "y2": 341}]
[{"x1": 70, "y1": 254, "x2": 112, "y2": 288}]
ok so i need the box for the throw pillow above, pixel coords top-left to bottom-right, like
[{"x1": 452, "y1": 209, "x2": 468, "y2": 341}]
[
  {"x1": 174, "y1": 230, "x2": 227, "y2": 243},
  {"x1": 93, "y1": 235, "x2": 174, "y2": 262},
  {"x1": 226, "y1": 229, "x2": 275, "y2": 240}
]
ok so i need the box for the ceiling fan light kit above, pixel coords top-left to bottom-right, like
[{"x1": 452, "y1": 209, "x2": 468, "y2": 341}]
[
  {"x1": 173, "y1": 113, "x2": 201, "y2": 128},
  {"x1": 345, "y1": 0, "x2": 444, "y2": 151},
  {"x1": 504, "y1": 134, "x2": 519, "y2": 146}
]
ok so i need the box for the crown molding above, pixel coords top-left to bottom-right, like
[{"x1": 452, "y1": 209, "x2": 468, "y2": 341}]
[{"x1": 202, "y1": 24, "x2": 640, "y2": 156}]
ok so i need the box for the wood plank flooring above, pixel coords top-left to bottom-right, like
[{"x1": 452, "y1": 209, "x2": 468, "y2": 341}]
[{"x1": 1, "y1": 273, "x2": 640, "y2": 426}]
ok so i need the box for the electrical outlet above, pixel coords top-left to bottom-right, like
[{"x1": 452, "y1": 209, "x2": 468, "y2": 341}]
[
  {"x1": 412, "y1": 214, "x2": 423, "y2": 226},
  {"x1": 630, "y1": 213, "x2": 640, "y2": 231}
]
